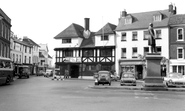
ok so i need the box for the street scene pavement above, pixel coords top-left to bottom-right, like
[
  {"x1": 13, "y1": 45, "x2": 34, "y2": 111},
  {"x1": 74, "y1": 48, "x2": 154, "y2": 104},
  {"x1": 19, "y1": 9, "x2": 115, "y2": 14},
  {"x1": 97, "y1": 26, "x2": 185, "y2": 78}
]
[{"x1": 0, "y1": 76, "x2": 185, "y2": 111}]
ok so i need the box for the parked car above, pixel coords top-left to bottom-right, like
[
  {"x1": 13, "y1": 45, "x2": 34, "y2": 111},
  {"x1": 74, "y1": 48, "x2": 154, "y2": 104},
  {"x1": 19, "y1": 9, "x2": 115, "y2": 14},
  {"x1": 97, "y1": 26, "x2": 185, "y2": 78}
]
[
  {"x1": 120, "y1": 72, "x2": 136, "y2": 86},
  {"x1": 17, "y1": 65, "x2": 30, "y2": 79},
  {"x1": 110, "y1": 74, "x2": 119, "y2": 81},
  {"x1": 164, "y1": 73, "x2": 185, "y2": 87},
  {"x1": 52, "y1": 68, "x2": 63, "y2": 80},
  {"x1": 37, "y1": 70, "x2": 45, "y2": 76},
  {"x1": 94, "y1": 70, "x2": 111, "y2": 86},
  {"x1": 44, "y1": 69, "x2": 53, "y2": 77}
]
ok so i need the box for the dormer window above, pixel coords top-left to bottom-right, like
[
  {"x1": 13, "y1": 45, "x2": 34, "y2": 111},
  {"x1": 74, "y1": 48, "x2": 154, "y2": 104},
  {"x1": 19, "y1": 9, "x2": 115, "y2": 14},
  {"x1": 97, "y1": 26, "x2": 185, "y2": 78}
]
[
  {"x1": 125, "y1": 18, "x2": 132, "y2": 24},
  {"x1": 153, "y1": 14, "x2": 162, "y2": 22}
]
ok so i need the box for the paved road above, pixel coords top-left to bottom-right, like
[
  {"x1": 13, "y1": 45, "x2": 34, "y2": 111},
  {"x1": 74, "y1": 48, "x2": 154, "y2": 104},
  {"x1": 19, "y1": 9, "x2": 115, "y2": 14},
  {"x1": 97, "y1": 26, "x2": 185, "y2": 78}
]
[{"x1": 0, "y1": 76, "x2": 185, "y2": 111}]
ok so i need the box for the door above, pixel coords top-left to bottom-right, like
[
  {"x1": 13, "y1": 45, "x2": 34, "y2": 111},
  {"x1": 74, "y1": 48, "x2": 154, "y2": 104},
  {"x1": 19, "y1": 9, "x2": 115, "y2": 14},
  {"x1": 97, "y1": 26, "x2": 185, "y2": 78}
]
[{"x1": 70, "y1": 65, "x2": 79, "y2": 78}]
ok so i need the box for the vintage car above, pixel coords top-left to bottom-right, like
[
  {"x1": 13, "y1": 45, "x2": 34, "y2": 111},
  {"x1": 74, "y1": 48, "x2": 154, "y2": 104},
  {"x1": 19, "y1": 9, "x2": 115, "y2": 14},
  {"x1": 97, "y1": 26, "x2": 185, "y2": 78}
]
[
  {"x1": 94, "y1": 70, "x2": 111, "y2": 86},
  {"x1": 44, "y1": 69, "x2": 53, "y2": 77},
  {"x1": 17, "y1": 65, "x2": 30, "y2": 79},
  {"x1": 52, "y1": 68, "x2": 63, "y2": 80},
  {"x1": 37, "y1": 70, "x2": 45, "y2": 76},
  {"x1": 120, "y1": 73, "x2": 136, "y2": 86},
  {"x1": 164, "y1": 73, "x2": 185, "y2": 87}
]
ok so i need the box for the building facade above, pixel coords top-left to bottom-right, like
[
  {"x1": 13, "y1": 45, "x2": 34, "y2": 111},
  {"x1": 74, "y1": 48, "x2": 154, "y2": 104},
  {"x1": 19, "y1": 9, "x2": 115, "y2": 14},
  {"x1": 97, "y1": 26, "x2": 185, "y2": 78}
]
[
  {"x1": 0, "y1": 8, "x2": 11, "y2": 59},
  {"x1": 54, "y1": 18, "x2": 116, "y2": 78},
  {"x1": 115, "y1": 4, "x2": 176, "y2": 79},
  {"x1": 23, "y1": 37, "x2": 40, "y2": 75},
  {"x1": 169, "y1": 14, "x2": 185, "y2": 75}
]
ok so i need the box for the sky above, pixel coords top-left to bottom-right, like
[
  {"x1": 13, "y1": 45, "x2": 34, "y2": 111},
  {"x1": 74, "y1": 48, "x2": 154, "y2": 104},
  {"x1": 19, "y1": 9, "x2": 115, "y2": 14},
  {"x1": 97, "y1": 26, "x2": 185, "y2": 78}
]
[{"x1": 0, "y1": 0, "x2": 185, "y2": 60}]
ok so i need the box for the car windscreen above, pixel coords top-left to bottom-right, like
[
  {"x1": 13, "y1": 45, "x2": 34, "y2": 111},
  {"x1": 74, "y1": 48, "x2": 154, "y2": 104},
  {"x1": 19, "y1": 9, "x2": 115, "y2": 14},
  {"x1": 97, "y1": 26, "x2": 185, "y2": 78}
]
[{"x1": 122, "y1": 74, "x2": 135, "y2": 78}]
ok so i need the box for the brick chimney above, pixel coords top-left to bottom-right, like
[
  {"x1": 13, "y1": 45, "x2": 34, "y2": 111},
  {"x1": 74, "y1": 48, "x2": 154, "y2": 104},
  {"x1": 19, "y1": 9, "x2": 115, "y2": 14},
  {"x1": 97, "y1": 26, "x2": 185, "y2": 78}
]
[
  {"x1": 121, "y1": 9, "x2": 127, "y2": 17},
  {"x1": 84, "y1": 18, "x2": 89, "y2": 31}
]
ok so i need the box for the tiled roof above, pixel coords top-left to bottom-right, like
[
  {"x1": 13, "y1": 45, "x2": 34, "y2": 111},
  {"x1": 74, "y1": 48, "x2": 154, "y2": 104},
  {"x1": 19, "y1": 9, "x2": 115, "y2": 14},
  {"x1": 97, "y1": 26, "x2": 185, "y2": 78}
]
[
  {"x1": 23, "y1": 38, "x2": 40, "y2": 47},
  {"x1": 95, "y1": 23, "x2": 117, "y2": 35},
  {"x1": 54, "y1": 23, "x2": 84, "y2": 39},
  {"x1": 80, "y1": 32, "x2": 95, "y2": 48},
  {"x1": 11, "y1": 37, "x2": 32, "y2": 47},
  {"x1": 169, "y1": 14, "x2": 185, "y2": 25},
  {"x1": 116, "y1": 9, "x2": 172, "y2": 31}
]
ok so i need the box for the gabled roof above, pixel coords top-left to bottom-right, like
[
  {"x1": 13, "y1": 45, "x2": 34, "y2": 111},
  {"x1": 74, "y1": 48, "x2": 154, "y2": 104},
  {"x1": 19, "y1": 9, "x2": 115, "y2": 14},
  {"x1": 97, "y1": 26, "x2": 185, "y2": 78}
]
[
  {"x1": 116, "y1": 9, "x2": 173, "y2": 31},
  {"x1": 80, "y1": 32, "x2": 95, "y2": 48},
  {"x1": 54, "y1": 23, "x2": 84, "y2": 39},
  {"x1": 95, "y1": 23, "x2": 117, "y2": 35},
  {"x1": 23, "y1": 38, "x2": 40, "y2": 47},
  {"x1": 11, "y1": 37, "x2": 32, "y2": 47},
  {"x1": 48, "y1": 54, "x2": 52, "y2": 58},
  {"x1": 169, "y1": 14, "x2": 185, "y2": 25}
]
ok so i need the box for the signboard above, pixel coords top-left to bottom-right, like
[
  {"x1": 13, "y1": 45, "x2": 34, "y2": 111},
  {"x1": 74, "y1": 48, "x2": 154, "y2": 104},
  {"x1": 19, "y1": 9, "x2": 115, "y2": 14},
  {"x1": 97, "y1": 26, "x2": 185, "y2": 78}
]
[{"x1": 64, "y1": 57, "x2": 81, "y2": 63}]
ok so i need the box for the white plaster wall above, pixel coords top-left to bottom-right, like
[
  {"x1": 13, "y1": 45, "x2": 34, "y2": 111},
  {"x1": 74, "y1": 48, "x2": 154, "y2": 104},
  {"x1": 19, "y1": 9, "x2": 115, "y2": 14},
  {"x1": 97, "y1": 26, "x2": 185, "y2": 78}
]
[
  {"x1": 95, "y1": 34, "x2": 115, "y2": 46},
  {"x1": 115, "y1": 28, "x2": 169, "y2": 74},
  {"x1": 55, "y1": 38, "x2": 83, "y2": 48}
]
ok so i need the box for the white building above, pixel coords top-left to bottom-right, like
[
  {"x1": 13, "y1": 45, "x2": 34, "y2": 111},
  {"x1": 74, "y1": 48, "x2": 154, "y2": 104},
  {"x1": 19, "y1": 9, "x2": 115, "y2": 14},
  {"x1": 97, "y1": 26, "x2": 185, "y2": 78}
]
[{"x1": 115, "y1": 4, "x2": 176, "y2": 79}]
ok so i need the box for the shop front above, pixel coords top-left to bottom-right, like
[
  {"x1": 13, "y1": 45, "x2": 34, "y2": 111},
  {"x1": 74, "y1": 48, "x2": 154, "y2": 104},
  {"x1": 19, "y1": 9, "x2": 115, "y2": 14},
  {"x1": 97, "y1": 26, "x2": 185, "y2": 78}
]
[{"x1": 119, "y1": 59, "x2": 145, "y2": 80}]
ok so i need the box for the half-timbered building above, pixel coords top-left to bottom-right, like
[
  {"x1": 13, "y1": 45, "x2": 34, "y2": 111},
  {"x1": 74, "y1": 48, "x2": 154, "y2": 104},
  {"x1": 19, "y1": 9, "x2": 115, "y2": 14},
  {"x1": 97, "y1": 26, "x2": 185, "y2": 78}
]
[{"x1": 54, "y1": 18, "x2": 117, "y2": 78}]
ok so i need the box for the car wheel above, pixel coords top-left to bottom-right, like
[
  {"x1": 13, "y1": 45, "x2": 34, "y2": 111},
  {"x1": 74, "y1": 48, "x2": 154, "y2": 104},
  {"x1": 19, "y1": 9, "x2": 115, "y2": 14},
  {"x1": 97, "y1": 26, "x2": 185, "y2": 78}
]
[
  {"x1": 19, "y1": 76, "x2": 22, "y2": 79},
  {"x1": 6, "y1": 76, "x2": 11, "y2": 85},
  {"x1": 27, "y1": 75, "x2": 29, "y2": 78},
  {"x1": 109, "y1": 83, "x2": 111, "y2": 86}
]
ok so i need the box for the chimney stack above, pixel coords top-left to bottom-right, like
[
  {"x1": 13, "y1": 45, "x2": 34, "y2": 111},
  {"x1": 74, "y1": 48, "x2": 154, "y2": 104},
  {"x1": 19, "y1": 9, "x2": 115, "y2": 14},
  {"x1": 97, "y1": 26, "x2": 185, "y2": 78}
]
[
  {"x1": 84, "y1": 18, "x2": 89, "y2": 31},
  {"x1": 169, "y1": 3, "x2": 173, "y2": 13},
  {"x1": 121, "y1": 9, "x2": 127, "y2": 17}
]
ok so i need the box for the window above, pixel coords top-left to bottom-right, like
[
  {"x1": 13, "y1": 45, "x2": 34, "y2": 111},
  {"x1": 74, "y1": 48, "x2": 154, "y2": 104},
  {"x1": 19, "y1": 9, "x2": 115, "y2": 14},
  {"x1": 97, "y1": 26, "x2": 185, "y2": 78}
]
[
  {"x1": 121, "y1": 48, "x2": 126, "y2": 58},
  {"x1": 19, "y1": 55, "x2": 21, "y2": 63},
  {"x1": 4, "y1": 44, "x2": 6, "y2": 57},
  {"x1": 144, "y1": 47, "x2": 149, "y2": 55},
  {"x1": 177, "y1": 28, "x2": 184, "y2": 41},
  {"x1": 25, "y1": 56, "x2": 26, "y2": 63},
  {"x1": 177, "y1": 47, "x2": 184, "y2": 59},
  {"x1": 132, "y1": 47, "x2": 137, "y2": 58},
  {"x1": 83, "y1": 49, "x2": 94, "y2": 57},
  {"x1": 25, "y1": 46, "x2": 27, "y2": 53},
  {"x1": 62, "y1": 39, "x2": 71, "y2": 43},
  {"x1": 100, "y1": 48, "x2": 112, "y2": 57},
  {"x1": 86, "y1": 65, "x2": 96, "y2": 71},
  {"x1": 153, "y1": 15, "x2": 162, "y2": 22},
  {"x1": 14, "y1": 43, "x2": 16, "y2": 49},
  {"x1": 156, "y1": 46, "x2": 161, "y2": 54},
  {"x1": 172, "y1": 65, "x2": 184, "y2": 75},
  {"x1": 63, "y1": 50, "x2": 73, "y2": 57},
  {"x1": 121, "y1": 32, "x2": 126, "y2": 41},
  {"x1": 101, "y1": 35, "x2": 109, "y2": 41},
  {"x1": 156, "y1": 30, "x2": 161, "y2": 39},
  {"x1": 1, "y1": 22, "x2": 3, "y2": 37},
  {"x1": 29, "y1": 57, "x2": 31, "y2": 64},
  {"x1": 172, "y1": 66, "x2": 177, "y2": 73},
  {"x1": 16, "y1": 54, "x2": 18, "y2": 63},
  {"x1": 29, "y1": 47, "x2": 31, "y2": 54},
  {"x1": 132, "y1": 32, "x2": 138, "y2": 41},
  {"x1": 143, "y1": 31, "x2": 150, "y2": 40},
  {"x1": 125, "y1": 18, "x2": 132, "y2": 24},
  {"x1": 13, "y1": 54, "x2": 15, "y2": 62}
]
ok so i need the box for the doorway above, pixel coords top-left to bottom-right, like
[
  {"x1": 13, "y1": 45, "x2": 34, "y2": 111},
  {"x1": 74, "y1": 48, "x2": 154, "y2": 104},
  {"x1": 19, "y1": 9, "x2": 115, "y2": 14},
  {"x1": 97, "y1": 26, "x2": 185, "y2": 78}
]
[
  {"x1": 70, "y1": 65, "x2": 79, "y2": 78},
  {"x1": 136, "y1": 65, "x2": 143, "y2": 80}
]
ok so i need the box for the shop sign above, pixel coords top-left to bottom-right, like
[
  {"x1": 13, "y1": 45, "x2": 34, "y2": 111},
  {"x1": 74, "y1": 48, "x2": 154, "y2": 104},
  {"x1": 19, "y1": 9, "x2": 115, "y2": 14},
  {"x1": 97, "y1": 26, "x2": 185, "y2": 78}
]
[{"x1": 64, "y1": 57, "x2": 81, "y2": 63}]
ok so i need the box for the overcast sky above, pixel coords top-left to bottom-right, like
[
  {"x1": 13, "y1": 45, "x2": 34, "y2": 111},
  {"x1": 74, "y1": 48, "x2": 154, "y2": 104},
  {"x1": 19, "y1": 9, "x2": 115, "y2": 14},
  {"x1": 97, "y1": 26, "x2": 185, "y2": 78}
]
[{"x1": 0, "y1": 0, "x2": 184, "y2": 58}]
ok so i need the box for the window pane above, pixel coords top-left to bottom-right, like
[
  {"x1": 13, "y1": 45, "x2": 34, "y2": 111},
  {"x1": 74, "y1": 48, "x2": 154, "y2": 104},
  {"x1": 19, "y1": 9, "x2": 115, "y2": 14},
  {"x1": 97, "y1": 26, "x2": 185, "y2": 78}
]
[{"x1": 121, "y1": 32, "x2": 126, "y2": 41}]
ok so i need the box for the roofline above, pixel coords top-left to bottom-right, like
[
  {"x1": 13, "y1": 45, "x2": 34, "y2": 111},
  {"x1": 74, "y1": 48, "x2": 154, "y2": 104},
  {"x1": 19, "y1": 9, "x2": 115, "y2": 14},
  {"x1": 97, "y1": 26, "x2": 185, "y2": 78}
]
[
  {"x1": 54, "y1": 46, "x2": 116, "y2": 50},
  {"x1": 169, "y1": 24, "x2": 185, "y2": 27},
  {"x1": 54, "y1": 36, "x2": 84, "y2": 39},
  {"x1": 115, "y1": 26, "x2": 169, "y2": 32}
]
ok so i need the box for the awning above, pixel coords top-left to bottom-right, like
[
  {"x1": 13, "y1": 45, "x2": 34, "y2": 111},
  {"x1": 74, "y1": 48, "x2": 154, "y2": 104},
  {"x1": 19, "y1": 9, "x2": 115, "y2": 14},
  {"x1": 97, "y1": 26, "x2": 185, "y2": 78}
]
[{"x1": 119, "y1": 59, "x2": 143, "y2": 65}]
